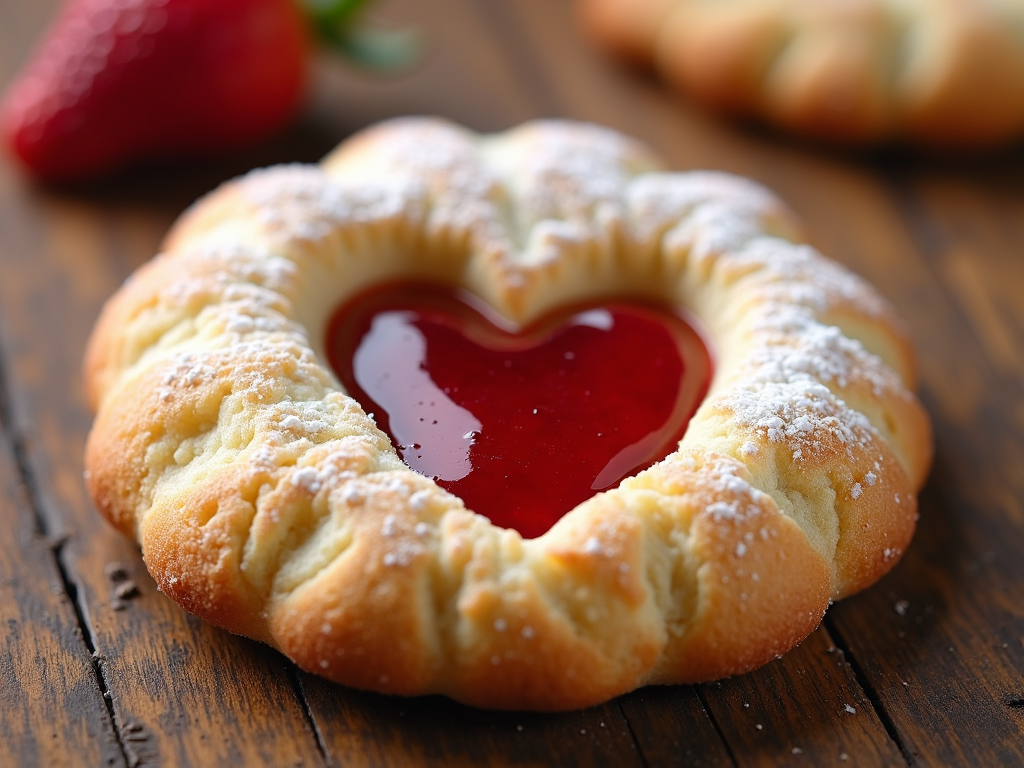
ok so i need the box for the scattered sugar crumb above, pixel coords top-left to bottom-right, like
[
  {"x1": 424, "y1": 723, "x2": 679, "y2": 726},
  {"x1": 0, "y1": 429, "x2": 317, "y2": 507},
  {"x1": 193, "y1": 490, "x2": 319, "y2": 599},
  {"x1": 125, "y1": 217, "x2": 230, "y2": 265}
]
[
  {"x1": 386, "y1": 478, "x2": 410, "y2": 496},
  {"x1": 291, "y1": 466, "x2": 322, "y2": 493},
  {"x1": 382, "y1": 549, "x2": 416, "y2": 567},
  {"x1": 342, "y1": 485, "x2": 364, "y2": 504}
]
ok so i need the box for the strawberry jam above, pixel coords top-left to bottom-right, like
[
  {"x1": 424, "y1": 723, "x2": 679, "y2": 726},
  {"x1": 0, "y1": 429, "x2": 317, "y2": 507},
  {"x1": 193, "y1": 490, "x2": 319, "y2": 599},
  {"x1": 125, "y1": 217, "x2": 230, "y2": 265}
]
[{"x1": 326, "y1": 283, "x2": 712, "y2": 539}]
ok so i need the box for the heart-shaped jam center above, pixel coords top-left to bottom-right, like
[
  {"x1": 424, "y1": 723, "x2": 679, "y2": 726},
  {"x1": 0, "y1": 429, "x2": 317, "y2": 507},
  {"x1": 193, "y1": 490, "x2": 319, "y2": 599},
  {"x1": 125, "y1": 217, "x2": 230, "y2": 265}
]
[{"x1": 326, "y1": 283, "x2": 712, "y2": 538}]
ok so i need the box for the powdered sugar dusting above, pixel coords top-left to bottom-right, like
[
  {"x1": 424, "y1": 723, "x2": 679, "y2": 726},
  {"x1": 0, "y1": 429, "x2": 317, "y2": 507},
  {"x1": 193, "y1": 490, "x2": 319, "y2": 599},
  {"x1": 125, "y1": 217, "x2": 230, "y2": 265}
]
[
  {"x1": 382, "y1": 539, "x2": 424, "y2": 568},
  {"x1": 341, "y1": 485, "x2": 364, "y2": 505},
  {"x1": 410, "y1": 490, "x2": 432, "y2": 512},
  {"x1": 743, "y1": 318, "x2": 897, "y2": 398},
  {"x1": 701, "y1": 455, "x2": 770, "y2": 521},
  {"x1": 720, "y1": 379, "x2": 874, "y2": 463},
  {"x1": 583, "y1": 536, "x2": 604, "y2": 555},
  {"x1": 381, "y1": 514, "x2": 399, "y2": 537},
  {"x1": 496, "y1": 122, "x2": 644, "y2": 234},
  {"x1": 626, "y1": 172, "x2": 778, "y2": 244},
  {"x1": 327, "y1": 119, "x2": 514, "y2": 257},
  {"x1": 241, "y1": 164, "x2": 428, "y2": 247},
  {"x1": 291, "y1": 466, "x2": 322, "y2": 493}
]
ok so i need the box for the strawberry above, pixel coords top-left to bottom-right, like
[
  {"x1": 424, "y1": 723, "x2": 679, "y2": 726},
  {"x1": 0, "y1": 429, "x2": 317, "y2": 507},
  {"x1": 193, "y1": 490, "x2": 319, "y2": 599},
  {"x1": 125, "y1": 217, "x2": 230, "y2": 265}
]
[
  {"x1": 1, "y1": 0, "x2": 310, "y2": 182},
  {"x1": 2, "y1": 0, "x2": 419, "y2": 183}
]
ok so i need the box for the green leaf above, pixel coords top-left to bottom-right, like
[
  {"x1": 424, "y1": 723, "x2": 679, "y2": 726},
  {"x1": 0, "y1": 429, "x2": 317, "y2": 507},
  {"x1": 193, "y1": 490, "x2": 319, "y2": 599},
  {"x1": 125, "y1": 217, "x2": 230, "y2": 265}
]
[
  {"x1": 333, "y1": 25, "x2": 422, "y2": 72},
  {"x1": 298, "y1": 0, "x2": 421, "y2": 72}
]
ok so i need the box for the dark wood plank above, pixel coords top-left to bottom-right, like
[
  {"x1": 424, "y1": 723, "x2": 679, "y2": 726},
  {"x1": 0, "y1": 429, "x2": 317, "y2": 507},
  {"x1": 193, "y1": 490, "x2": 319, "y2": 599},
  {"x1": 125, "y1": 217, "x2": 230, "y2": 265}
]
[
  {"x1": 905, "y1": 171, "x2": 1024, "y2": 386},
  {"x1": 0, "y1": 2, "x2": 333, "y2": 758},
  {"x1": 819, "y1": 165, "x2": 1024, "y2": 764},
  {"x1": 5, "y1": 0, "x2": 1024, "y2": 764},
  {"x1": 0, "y1": 422, "x2": 124, "y2": 767},
  {"x1": 304, "y1": 674, "x2": 644, "y2": 767},
  {"x1": 0, "y1": 184, "x2": 329, "y2": 767},
  {"x1": 828, "y1": 483, "x2": 1024, "y2": 765},
  {"x1": 698, "y1": 628, "x2": 903, "y2": 766},
  {"x1": 306, "y1": 0, "x2": 537, "y2": 135},
  {"x1": 617, "y1": 687, "x2": 733, "y2": 768},
  {"x1": 0, "y1": 5, "x2": 124, "y2": 762}
]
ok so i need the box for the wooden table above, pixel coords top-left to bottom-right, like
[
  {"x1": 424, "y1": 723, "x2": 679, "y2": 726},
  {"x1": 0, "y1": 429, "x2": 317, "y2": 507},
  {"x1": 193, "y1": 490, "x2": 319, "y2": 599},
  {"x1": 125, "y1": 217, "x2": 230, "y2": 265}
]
[{"x1": 3, "y1": 1, "x2": 1023, "y2": 765}]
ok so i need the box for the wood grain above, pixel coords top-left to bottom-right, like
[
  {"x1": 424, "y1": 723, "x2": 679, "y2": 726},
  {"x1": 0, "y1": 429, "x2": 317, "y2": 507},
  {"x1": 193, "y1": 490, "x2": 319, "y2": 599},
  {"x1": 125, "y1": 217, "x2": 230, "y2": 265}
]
[
  {"x1": 616, "y1": 686, "x2": 733, "y2": 768},
  {"x1": 696, "y1": 629, "x2": 904, "y2": 767},
  {"x1": 0, "y1": 425, "x2": 124, "y2": 768},
  {"x1": 821, "y1": 165, "x2": 1024, "y2": 764},
  {"x1": 0, "y1": 180, "x2": 329, "y2": 767},
  {"x1": 0, "y1": 7, "x2": 329, "y2": 764},
  {"x1": 3, "y1": 0, "x2": 1024, "y2": 764},
  {"x1": 304, "y1": 674, "x2": 645, "y2": 767}
]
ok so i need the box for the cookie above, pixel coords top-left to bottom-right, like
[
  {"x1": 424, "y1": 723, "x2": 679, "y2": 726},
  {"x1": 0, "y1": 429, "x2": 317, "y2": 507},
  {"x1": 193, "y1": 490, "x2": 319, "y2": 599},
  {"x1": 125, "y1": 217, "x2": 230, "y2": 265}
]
[{"x1": 84, "y1": 118, "x2": 931, "y2": 709}]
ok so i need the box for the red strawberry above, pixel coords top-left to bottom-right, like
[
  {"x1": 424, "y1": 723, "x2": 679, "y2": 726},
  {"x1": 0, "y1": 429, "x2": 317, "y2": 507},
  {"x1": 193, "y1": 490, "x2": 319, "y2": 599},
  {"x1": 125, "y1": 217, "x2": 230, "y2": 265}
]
[{"x1": 1, "y1": 0, "x2": 309, "y2": 181}]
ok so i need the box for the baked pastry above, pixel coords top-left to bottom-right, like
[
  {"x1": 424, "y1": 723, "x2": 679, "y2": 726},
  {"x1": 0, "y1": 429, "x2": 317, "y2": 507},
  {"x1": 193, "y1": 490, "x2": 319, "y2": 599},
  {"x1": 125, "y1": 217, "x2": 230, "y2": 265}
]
[
  {"x1": 577, "y1": 0, "x2": 1024, "y2": 146},
  {"x1": 84, "y1": 117, "x2": 932, "y2": 710}
]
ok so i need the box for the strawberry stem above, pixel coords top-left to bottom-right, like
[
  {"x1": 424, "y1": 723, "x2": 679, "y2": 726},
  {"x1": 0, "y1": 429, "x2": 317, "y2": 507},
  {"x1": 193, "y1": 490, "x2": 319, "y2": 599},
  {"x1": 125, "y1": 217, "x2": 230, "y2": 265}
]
[{"x1": 299, "y1": 0, "x2": 421, "y2": 72}]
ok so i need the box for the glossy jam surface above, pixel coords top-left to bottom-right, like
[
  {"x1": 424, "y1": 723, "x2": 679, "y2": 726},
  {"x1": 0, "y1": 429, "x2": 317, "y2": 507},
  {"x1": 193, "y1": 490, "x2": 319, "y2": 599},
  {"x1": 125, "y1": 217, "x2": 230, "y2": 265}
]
[{"x1": 326, "y1": 284, "x2": 712, "y2": 539}]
